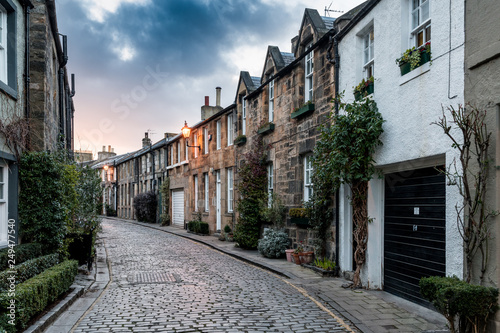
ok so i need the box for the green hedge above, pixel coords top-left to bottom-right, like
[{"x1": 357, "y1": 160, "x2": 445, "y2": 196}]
[
  {"x1": 187, "y1": 221, "x2": 209, "y2": 235},
  {"x1": 0, "y1": 254, "x2": 59, "y2": 292},
  {"x1": 0, "y1": 260, "x2": 78, "y2": 332},
  {"x1": 420, "y1": 276, "x2": 499, "y2": 333},
  {"x1": 0, "y1": 243, "x2": 45, "y2": 272}
]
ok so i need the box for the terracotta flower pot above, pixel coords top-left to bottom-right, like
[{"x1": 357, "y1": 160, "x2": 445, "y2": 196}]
[
  {"x1": 299, "y1": 251, "x2": 314, "y2": 264},
  {"x1": 285, "y1": 249, "x2": 294, "y2": 262},
  {"x1": 292, "y1": 253, "x2": 301, "y2": 265}
]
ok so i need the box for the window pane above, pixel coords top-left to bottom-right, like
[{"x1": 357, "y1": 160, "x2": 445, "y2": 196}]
[
  {"x1": 0, "y1": 167, "x2": 3, "y2": 182},
  {"x1": 422, "y1": 0, "x2": 429, "y2": 21},
  {"x1": 412, "y1": 10, "x2": 419, "y2": 29},
  {"x1": 417, "y1": 30, "x2": 424, "y2": 47},
  {"x1": 412, "y1": 0, "x2": 419, "y2": 10},
  {"x1": 425, "y1": 25, "x2": 431, "y2": 42}
]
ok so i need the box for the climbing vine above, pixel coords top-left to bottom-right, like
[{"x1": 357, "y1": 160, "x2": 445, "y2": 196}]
[
  {"x1": 311, "y1": 95, "x2": 384, "y2": 288},
  {"x1": 235, "y1": 137, "x2": 268, "y2": 249},
  {"x1": 433, "y1": 104, "x2": 498, "y2": 284}
]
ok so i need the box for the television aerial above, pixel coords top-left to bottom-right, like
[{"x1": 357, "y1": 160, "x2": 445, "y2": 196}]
[{"x1": 325, "y1": 2, "x2": 344, "y2": 17}]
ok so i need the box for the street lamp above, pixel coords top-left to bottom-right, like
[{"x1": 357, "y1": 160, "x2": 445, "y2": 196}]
[{"x1": 181, "y1": 121, "x2": 201, "y2": 151}]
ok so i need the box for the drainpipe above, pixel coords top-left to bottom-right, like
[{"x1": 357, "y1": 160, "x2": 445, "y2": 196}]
[
  {"x1": 333, "y1": 32, "x2": 340, "y2": 268},
  {"x1": 24, "y1": 4, "x2": 31, "y2": 147}
]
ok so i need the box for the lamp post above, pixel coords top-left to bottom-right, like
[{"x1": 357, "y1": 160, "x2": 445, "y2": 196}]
[{"x1": 181, "y1": 121, "x2": 201, "y2": 151}]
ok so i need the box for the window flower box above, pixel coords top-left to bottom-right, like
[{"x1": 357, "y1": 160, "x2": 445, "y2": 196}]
[
  {"x1": 234, "y1": 135, "x2": 247, "y2": 146},
  {"x1": 291, "y1": 103, "x2": 315, "y2": 119},
  {"x1": 291, "y1": 217, "x2": 310, "y2": 227},
  {"x1": 353, "y1": 76, "x2": 374, "y2": 101},
  {"x1": 257, "y1": 122, "x2": 275, "y2": 135},
  {"x1": 397, "y1": 42, "x2": 431, "y2": 76}
]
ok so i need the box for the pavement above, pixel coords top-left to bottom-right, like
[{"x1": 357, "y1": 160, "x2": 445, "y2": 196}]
[{"x1": 33, "y1": 217, "x2": 449, "y2": 333}]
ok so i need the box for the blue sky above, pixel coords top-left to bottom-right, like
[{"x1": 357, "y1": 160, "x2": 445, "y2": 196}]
[{"x1": 56, "y1": 0, "x2": 365, "y2": 156}]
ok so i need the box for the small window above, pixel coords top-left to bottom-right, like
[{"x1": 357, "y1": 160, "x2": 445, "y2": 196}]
[
  {"x1": 363, "y1": 29, "x2": 374, "y2": 78},
  {"x1": 204, "y1": 173, "x2": 209, "y2": 212},
  {"x1": 194, "y1": 133, "x2": 198, "y2": 158},
  {"x1": 0, "y1": 5, "x2": 6, "y2": 83},
  {"x1": 184, "y1": 139, "x2": 188, "y2": 161},
  {"x1": 227, "y1": 168, "x2": 233, "y2": 212},
  {"x1": 216, "y1": 120, "x2": 221, "y2": 150},
  {"x1": 304, "y1": 155, "x2": 313, "y2": 202},
  {"x1": 194, "y1": 175, "x2": 198, "y2": 212},
  {"x1": 227, "y1": 114, "x2": 233, "y2": 146},
  {"x1": 177, "y1": 142, "x2": 181, "y2": 163},
  {"x1": 204, "y1": 127, "x2": 208, "y2": 154},
  {"x1": 267, "y1": 163, "x2": 273, "y2": 207},
  {"x1": 269, "y1": 80, "x2": 274, "y2": 122},
  {"x1": 411, "y1": 0, "x2": 431, "y2": 47},
  {"x1": 170, "y1": 146, "x2": 174, "y2": 165},
  {"x1": 305, "y1": 44, "x2": 314, "y2": 102},
  {"x1": 242, "y1": 96, "x2": 247, "y2": 136}
]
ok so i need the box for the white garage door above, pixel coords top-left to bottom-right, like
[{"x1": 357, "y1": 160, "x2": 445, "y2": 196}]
[{"x1": 172, "y1": 190, "x2": 185, "y2": 227}]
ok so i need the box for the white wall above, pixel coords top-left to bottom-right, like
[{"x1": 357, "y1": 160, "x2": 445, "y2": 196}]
[{"x1": 337, "y1": 0, "x2": 464, "y2": 289}]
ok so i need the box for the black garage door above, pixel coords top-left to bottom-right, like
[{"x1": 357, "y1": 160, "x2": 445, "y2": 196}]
[{"x1": 384, "y1": 166, "x2": 446, "y2": 306}]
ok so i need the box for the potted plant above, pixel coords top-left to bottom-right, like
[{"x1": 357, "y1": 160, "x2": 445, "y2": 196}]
[
  {"x1": 396, "y1": 42, "x2": 431, "y2": 75},
  {"x1": 292, "y1": 245, "x2": 303, "y2": 265},
  {"x1": 289, "y1": 207, "x2": 310, "y2": 227},
  {"x1": 234, "y1": 134, "x2": 247, "y2": 146},
  {"x1": 285, "y1": 249, "x2": 295, "y2": 262},
  {"x1": 224, "y1": 224, "x2": 234, "y2": 241},
  {"x1": 257, "y1": 120, "x2": 275, "y2": 134},
  {"x1": 353, "y1": 76, "x2": 374, "y2": 101},
  {"x1": 304, "y1": 257, "x2": 338, "y2": 277},
  {"x1": 291, "y1": 100, "x2": 315, "y2": 119}
]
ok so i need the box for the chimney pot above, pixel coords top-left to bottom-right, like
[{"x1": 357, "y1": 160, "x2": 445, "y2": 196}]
[
  {"x1": 145, "y1": 132, "x2": 148, "y2": 138},
  {"x1": 216, "y1": 87, "x2": 221, "y2": 107},
  {"x1": 205, "y1": 96, "x2": 209, "y2": 106},
  {"x1": 102, "y1": 145, "x2": 105, "y2": 152},
  {"x1": 108, "y1": 145, "x2": 111, "y2": 152}
]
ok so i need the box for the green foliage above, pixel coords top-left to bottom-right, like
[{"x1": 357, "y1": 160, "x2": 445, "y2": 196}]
[
  {"x1": 313, "y1": 257, "x2": 336, "y2": 271},
  {"x1": 19, "y1": 152, "x2": 68, "y2": 252},
  {"x1": 0, "y1": 260, "x2": 78, "y2": 332},
  {"x1": 420, "y1": 276, "x2": 499, "y2": 333},
  {"x1": 105, "y1": 204, "x2": 117, "y2": 217},
  {"x1": 74, "y1": 165, "x2": 102, "y2": 233},
  {"x1": 160, "y1": 178, "x2": 171, "y2": 226},
  {"x1": 224, "y1": 225, "x2": 232, "y2": 233},
  {"x1": 0, "y1": 243, "x2": 44, "y2": 271},
  {"x1": 261, "y1": 194, "x2": 286, "y2": 229},
  {"x1": 187, "y1": 221, "x2": 209, "y2": 235},
  {"x1": 133, "y1": 191, "x2": 158, "y2": 223},
  {"x1": 0, "y1": 254, "x2": 59, "y2": 292},
  {"x1": 257, "y1": 229, "x2": 290, "y2": 258},
  {"x1": 289, "y1": 208, "x2": 307, "y2": 218},
  {"x1": 235, "y1": 137, "x2": 268, "y2": 249},
  {"x1": 396, "y1": 42, "x2": 431, "y2": 70}
]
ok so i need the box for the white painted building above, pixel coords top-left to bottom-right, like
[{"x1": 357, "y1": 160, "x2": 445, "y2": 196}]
[{"x1": 336, "y1": 0, "x2": 465, "y2": 305}]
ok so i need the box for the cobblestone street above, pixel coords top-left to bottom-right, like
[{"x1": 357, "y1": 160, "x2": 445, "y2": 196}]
[{"x1": 72, "y1": 219, "x2": 354, "y2": 332}]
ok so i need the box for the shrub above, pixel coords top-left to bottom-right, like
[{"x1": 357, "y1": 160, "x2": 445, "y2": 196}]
[
  {"x1": 133, "y1": 191, "x2": 157, "y2": 223},
  {"x1": 289, "y1": 208, "x2": 307, "y2": 218},
  {"x1": 224, "y1": 225, "x2": 231, "y2": 233},
  {"x1": 0, "y1": 254, "x2": 59, "y2": 292},
  {"x1": 0, "y1": 243, "x2": 45, "y2": 271},
  {"x1": 420, "y1": 276, "x2": 499, "y2": 333},
  {"x1": 105, "y1": 204, "x2": 117, "y2": 217},
  {"x1": 187, "y1": 221, "x2": 209, "y2": 235},
  {"x1": 313, "y1": 257, "x2": 336, "y2": 271},
  {"x1": 257, "y1": 229, "x2": 290, "y2": 259},
  {"x1": 0, "y1": 260, "x2": 78, "y2": 332}
]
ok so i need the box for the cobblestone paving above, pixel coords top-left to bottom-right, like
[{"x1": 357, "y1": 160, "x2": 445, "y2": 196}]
[{"x1": 74, "y1": 220, "x2": 354, "y2": 332}]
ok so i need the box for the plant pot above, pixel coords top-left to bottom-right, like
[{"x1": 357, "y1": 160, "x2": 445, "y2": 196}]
[
  {"x1": 291, "y1": 103, "x2": 315, "y2": 119},
  {"x1": 285, "y1": 249, "x2": 294, "y2": 262},
  {"x1": 354, "y1": 91, "x2": 362, "y2": 101},
  {"x1": 234, "y1": 136, "x2": 247, "y2": 146},
  {"x1": 399, "y1": 62, "x2": 411, "y2": 76},
  {"x1": 420, "y1": 49, "x2": 431, "y2": 65},
  {"x1": 365, "y1": 82, "x2": 374, "y2": 95},
  {"x1": 257, "y1": 123, "x2": 275, "y2": 135},
  {"x1": 299, "y1": 251, "x2": 314, "y2": 264},
  {"x1": 290, "y1": 217, "x2": 310, "y2": 227},
  {"x1": 292, "y1": 253, "x2": 301, "y2": 265}
]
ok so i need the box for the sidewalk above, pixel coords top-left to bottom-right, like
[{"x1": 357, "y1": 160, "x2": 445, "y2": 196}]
[{"x1": 121, "y1": 218, "x2": 448, "y2": 333}]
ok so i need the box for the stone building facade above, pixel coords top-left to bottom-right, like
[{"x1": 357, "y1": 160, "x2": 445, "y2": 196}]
[
  {"x1": 235, "y1": 9, "x2": 338, "y2": 257},
  {"x1": 29, "y1": 0, "x2": 75, "y2": 152},
  {"x1": 464, "y1": 0, "x2": 500, "y2": 330}
]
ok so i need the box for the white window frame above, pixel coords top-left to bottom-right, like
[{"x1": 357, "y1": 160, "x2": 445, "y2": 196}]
[
  {"x1": 227, "y1": 168, "x2": 233, "y2": 212},
  {"x1": 411, "y1": 0, "x2": 431, "y2": 47},
  {"x1": 0, "y1": 5, "x2": 7, "y2": 83},
  {"x1": 227, "y1": 114, "x2": 233, "y2": 146},
  {"x1": 363, "y1": 29, "x2": 374, "y2": 79},
  {"x1": 242, "y1": 97, "x2": 247, "y2": 136},
  {"x1": 194, "y1": 175, "x2": 198, "y2": 212},
  {"x1": 269, "y1": 79, "x2": 274, "y2": 122},
  {"x1": 184, "y1": 138, "x2": 188, "y2": 161},
  {"x1": 267, "y1": 163, "x2": 273, "y2": 207},
  {"x1": 204, "y1": 127, "x2": 208, "y2": 154},
  {"x1": 305, "y1": 44, "x2": 314, "y2": 102},
  {"x1": 304, "y1": 155, "x2": 313, "y2": 202},
  {"x1": 194, "y1": 133, "x2": 198, "y2": 158},
  {"x1": 177, "y1": 141, "x2": 181, "y2": 163},
  {"x1": 0, "y1": 164, "x2": 7, "y2": 246},
  {"x1": 204, "y1": 173, "x2": 209, "y2": 212},
  {"x1": 216, "y1": 120, "x2": 221, "y2": 150},
  {"x1": 170, "y1": 145, "x2": 174, "y2": 165}
]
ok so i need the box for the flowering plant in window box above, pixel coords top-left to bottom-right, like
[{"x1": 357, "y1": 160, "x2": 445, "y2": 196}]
[
  {"x1": 353, "y1": 76, "x2": 374, "y2": 101},
  {"x1": 396, "y1": 42, "x2": 431, "y2": 75},
  {"x1": 289, "y1": 207, "x2": 310, "y2": 227},
  {"x1": 291, "y1": 101, "x2": 315, "y2": 119},
  {"x1": 257, "y1": 120, "x2": 275, "y2": 134}
]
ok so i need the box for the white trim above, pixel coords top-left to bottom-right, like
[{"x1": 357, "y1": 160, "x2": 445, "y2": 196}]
[
  {"x1": 216, "y1": 120, "x2": 221, "y2": 150},
  {"x1": 227, "y1": 114, "x2": 233, "y2": 146},
  {"x1": 194, "y1": 175, "x2": 198, "y2": 212},
  {"x1": 0, "y1": 6, "x2": 7, "y2": 83},
  {"x1": 269, "y1": 80, "x2": 274, "y2": 122},
  {"x1": 305, "y1": 45, "x2": 314, "y2": 102},
  {"x1": 194, "y1": 133, "x2": 198, "y2": 158},
  {"x1": 227, "y1": 168, "x2": 233, "y2": 212},
  {"x1": 303, "y1": 155, "x2": 313, "y2": 202},
  {"x1": 204, "y1": 173, "x2": 209, "y2": 212},
  {"x1": 242, "y1": 97, "x2": 246, "y2": 136},
  {"x1": 203, "y1": 127, "x2": 208, "y2": 154}
]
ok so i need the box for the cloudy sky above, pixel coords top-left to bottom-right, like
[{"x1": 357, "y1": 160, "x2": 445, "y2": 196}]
[{"x1": 56, "y1": 0, "x2": 365, "y2": 156}]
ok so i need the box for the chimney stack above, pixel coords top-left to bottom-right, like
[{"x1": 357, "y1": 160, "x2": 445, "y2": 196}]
[
  {"x1": 205, "y1": 96, "x2": 209, "y2": 106},
  {"x1": 102, "y1": 145, "x2": 105, "y2": 152},
  {"x1": 142, "y1": 132, "x2": 152, "y2": 148},
  {"x1": 216, "y1": 87, "x2": 221, "y2": 107},
  {"x1": 108, "y1": 145, "x2": 111, "y2": 152}
]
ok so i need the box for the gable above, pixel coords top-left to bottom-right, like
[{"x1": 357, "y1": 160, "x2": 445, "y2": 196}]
[{"x1": 294, "y1": 8, "x2": 329, "y2": 55}]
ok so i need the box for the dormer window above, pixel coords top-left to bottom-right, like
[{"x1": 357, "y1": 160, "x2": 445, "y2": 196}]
[
  {"x1": 305, "y1": 43, "x2": 314, "y2": 102},
  {"x1": 269, "y1": 79, "x2": 274, "y2": 122}
]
